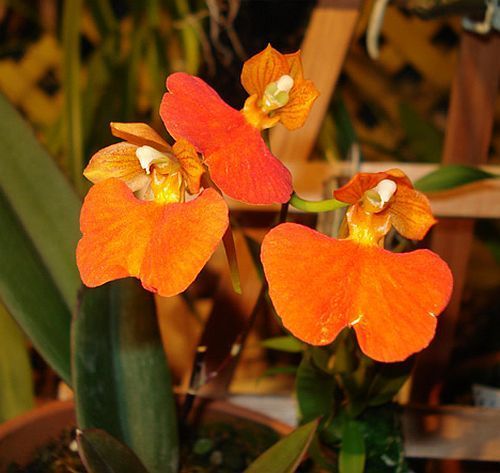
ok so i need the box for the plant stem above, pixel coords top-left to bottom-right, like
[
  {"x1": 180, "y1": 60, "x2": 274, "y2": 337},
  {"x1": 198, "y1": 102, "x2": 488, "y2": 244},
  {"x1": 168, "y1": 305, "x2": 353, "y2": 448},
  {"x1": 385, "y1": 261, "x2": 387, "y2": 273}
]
[{"x1": 290, "y1": 192, "x2": 349, "y2": 213}]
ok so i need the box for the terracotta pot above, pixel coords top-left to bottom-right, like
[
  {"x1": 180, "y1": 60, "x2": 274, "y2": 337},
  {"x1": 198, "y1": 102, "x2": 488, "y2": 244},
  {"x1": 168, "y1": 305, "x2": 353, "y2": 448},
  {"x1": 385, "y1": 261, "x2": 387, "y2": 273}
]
[{"x1": 0, "y1": 398, "x2": 292, "y2": 469}]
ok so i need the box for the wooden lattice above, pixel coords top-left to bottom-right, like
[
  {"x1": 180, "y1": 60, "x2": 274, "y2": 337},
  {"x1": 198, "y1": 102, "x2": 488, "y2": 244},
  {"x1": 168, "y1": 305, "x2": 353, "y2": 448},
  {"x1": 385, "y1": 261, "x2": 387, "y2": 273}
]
[{"x1": 0, "y1": 35, "x2": 62, "y2": 126}]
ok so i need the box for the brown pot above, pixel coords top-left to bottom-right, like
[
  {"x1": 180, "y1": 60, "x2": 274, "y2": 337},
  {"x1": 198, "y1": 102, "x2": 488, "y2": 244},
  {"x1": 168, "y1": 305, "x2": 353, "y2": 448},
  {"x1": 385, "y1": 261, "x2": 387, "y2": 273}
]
[{"x1": 0, "y1": 398, "x2": 292, "y2": 470}]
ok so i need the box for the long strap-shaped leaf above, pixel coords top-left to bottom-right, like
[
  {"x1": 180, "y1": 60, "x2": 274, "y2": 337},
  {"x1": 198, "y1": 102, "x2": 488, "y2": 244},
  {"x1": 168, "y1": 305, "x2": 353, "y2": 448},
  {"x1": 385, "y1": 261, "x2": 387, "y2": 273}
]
[
  {"x1": 77, "y1": 428, "x2": 149, "y2": 473},
  {"x1": 0, "y1": 301, "x2": 34, "y2": 421},
  {"x1": 0, "y1": 93, "x2": 81, "y2": 309},
  {"x1": 0, "y1": 190, "x2": 72, "y2": 383},
  {"x1": 73, "y1": 280, "x2": 178, "y2": 473},
  {"x1": 244, "y1": 420, "x2": 318, "y2": 473}
]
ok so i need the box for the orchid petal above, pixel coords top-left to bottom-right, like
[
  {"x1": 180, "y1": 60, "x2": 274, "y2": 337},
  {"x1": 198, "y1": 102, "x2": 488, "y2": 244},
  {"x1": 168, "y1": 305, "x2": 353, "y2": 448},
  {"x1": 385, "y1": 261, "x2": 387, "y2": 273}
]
[
  {"x1": 77, "y1": 179, "x2": 228, "y2": 297},
  {"x1": 110, "y1": 122, "x2": 171, "y2": 153},
  {"x1": 240, "y1": 44, "x2": 289, "y2": 97},
  {"x1": 84, "y1": 142, "x2": 150, "y2": 192},
  {"x1": 160, "y1": 72, "x2": 292, "y2": 204},
  {"x1": 261, "y1": 223, "x2": 453, "y2": 362}
]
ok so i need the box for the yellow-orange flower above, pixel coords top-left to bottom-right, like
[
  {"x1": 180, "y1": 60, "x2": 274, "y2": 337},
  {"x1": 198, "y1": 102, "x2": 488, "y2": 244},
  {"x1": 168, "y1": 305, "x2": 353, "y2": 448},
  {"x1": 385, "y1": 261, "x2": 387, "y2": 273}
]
[
  {"x1": 241, "y1": 44, "x2": 319, "y2": 130},
  {"x1": 261, "y1": 170, "x2": 453, "y2": 362},
  {"x1": 76, "y1": 123, "x2": 228, "y2": 297}
]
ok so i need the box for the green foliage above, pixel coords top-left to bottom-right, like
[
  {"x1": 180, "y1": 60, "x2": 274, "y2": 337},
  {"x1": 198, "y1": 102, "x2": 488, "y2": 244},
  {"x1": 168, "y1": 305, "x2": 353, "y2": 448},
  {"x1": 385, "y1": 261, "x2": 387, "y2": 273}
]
[
  {"x1": 77, "y1": 429, "x2": 149, "y2": 473},
  {"x1": 339, "y1": 420, "x2": 365, "y2": 473},
  {"x1": 261, "y1": 336, "x2": 304, "y2": 353},
  {"x1": 62, "y1": 0, "x2": 84, "y2": 194},
  {"x1": 296, "y1": 354, "x2": 336, "y2": 423},
  {"x1": 0, "y1": 301, "x2": 34, "y2": 422},
  {"x1": 0, "y1": 190, "x2": 72, "y2": 384},
  {"x1": 244, "y1": 420, "x2": 318, "y2": 473},
  {"x1": 0, "y1": 94, "x2": 81, "y2": 310},
  {"x1": 415, "y1": 164, "x2": 498, "y2": 192},
  {"x1": 73, "y1": 280, "x2": 179, "y2": 473},
  {"x1": 358, "y1": 405, "x2": 409, "y2": 473}
]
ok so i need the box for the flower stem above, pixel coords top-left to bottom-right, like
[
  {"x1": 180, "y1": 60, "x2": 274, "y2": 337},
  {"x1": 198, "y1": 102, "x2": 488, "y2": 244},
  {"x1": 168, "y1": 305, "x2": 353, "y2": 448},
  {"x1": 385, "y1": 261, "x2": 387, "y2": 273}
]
[{"x1": 290, "y1": 192, "x2": 349, "y2": 213}]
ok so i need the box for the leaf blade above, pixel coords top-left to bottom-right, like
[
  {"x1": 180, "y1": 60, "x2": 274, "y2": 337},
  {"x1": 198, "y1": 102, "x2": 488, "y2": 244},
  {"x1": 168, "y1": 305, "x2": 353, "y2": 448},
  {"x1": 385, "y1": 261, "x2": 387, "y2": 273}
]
[
  {"x1": 339, "y1": 420, "x2": 366, "y2": 473},
  {"x1": 0, "y1": 190, "x2": 72, "y2": 383},
  {"x1": 0, "y1": 93, "x2": 81, "y2": 310},
  {"x1": 73, "y1": 280, "x2": 179, "y2": 473},
  {"x1": 0, "y1": 301, "x2": 34, "y2": 422},
  {"x1": 415, "y1": 164, "x2": 497, "y2": 192},
  {"x1": 244, "y1": 420, "x2": 318, "y2": 473},
  {"x1": 77, "y1": 428, "x2": 149, "y2": 473}
]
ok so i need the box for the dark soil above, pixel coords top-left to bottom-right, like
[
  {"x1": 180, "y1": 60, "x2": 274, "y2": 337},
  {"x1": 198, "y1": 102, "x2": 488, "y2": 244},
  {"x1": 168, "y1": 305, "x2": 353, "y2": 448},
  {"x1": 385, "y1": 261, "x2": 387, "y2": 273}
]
[{"x1": 6, "y1": 419, "x2": 279, "y2": 473}]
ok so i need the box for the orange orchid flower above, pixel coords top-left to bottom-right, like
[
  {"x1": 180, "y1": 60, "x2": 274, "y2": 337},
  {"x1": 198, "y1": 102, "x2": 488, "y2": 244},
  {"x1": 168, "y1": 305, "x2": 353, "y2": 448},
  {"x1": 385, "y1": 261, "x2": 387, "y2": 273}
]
[
  {"x1": 160, "y1": 45, "x2": 318, "y2": 205},
  {"x1": 76, "y1": 123, "x2": 229, "y2": 297},
  {"x1": 261, "y1": 170, "x2": 453, "y2": 362},
  {"x1": 241, "y1": 44, "x2": 319, "y2": 130}
]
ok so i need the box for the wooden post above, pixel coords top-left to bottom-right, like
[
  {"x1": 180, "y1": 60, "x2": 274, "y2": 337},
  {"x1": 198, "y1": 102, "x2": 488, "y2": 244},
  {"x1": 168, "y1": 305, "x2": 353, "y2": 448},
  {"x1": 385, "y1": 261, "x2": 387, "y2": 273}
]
[
  {"x1": 411, "y1": 32, "x2": 500, "y2": 404},
  {"x1": 270, "y1": 0, "x2": 362, "y2": 163}
]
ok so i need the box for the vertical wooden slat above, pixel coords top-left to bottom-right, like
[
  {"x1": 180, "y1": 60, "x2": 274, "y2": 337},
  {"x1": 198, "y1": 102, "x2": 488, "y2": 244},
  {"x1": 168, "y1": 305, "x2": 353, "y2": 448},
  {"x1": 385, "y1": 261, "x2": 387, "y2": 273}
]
[
  {"x1": 411, "y1": 32, "x2": 500, "y2": 404},
  {"x1": 270, "y1": 0, "x2": 362, "y2": 163}
]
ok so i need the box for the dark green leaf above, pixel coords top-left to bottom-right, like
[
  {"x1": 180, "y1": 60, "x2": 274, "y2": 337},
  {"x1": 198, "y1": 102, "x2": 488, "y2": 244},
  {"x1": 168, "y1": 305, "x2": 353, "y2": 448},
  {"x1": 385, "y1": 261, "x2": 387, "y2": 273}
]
[
  {"x1": 296, "y1": 355, "x2": 336, "y2": 423},
  {"x1": 415, "y1": 164, "x2": 497, "y2": 192},
  {"x1": 339, "y1": 420, "x2": 365, "y2": 473},
  {"x1": 367, "y1": 360, "x2": 412, "y2": 407},
  {"x1": 0, "y1": 94, "x2": 81, "y2": 309},
  {"x1": 0, "y1": 190, "x2": 72, "y2": 383},
  {"x1": 86, "y1": 0, "x2": 118, "y2": 37},
  {"x1": 399, "y1": 103, "x2": 443, "y2": 163},
  {"x1": 73, "y1": 280, "x2": 179, "y2": 473},
  {"x1": 78, "y1": 428, "x2": 149, "y2": 473},
  {"x1": 261, "y1": 336, "x2": 304, "y2": 353},
  {"x1": 244, "y1": 420, "x2": 318, "y2": 473},
  {"x1": 0, "y1": 301, "x2": 34, "y2": 422}
]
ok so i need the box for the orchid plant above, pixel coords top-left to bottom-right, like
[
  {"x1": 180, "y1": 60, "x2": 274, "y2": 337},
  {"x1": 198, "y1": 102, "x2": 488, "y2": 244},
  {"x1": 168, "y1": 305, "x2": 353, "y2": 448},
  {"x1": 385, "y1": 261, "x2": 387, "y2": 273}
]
[
  {"x1": 0, "y1": 44, "x2": 456, "y2": 473},
  {"x1": 70, "y1": 44, "x2": 454, "y2": 472}
]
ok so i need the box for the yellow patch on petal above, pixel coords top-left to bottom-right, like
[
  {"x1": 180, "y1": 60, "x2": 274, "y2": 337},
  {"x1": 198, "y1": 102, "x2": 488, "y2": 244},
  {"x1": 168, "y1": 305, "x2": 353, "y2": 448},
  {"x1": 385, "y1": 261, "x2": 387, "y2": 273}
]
[
  {"x1": 84, "y1": 142, "x2": 149, "y2": 192},
  {"x1": 242, "y1": 94, "x2": 281, "y2": 130},
  {"x1": 173, "y1": 139, "x2": 205, "y2": 194},
  {"x1": 110, "y1": 122, "x2": 171, "y2": 153},
  {"x1": 241, "y1": 44, "x2": 290, "y2": 98},
  {"x1": 346, "y1": 205, "x2": 391, "y2": 247}
]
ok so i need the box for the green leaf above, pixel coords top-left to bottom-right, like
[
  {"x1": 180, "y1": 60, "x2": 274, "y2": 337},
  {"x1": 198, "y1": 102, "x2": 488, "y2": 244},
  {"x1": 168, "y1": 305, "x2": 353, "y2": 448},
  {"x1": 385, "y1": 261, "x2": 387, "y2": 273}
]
[
  {"x1": 415, "y1": 164, "x2": 498, "y2": 192},
  {"x1": 244, "y1": 420, "x2": 318, "y2": 473},
  {"x1": 78, "y1": 428, "x2": 149, "y2": 473},
  {"x1": 63, "y1": 0, "x2": 85, "y2": 194},
  {"x1": 73, "y1": 280, "x2": 178, "y2": 473},
  {"x1": 339, "y1": 420, "x2": 365, "y2": 473},
  {"x1": 0, "y1": 190, "x2": 72, "y2": 383},
  {"x1": 0, "y1": 301, "x2": 34, "y2": 422},
  {"x1": 0, "y1": 93, "x2": 81, "y2": 310},
  {"x1": 296, "y1": 355, "x2": 336, "y2": 423},
  {"x1": 86, "y1": 0, "x2": 118, "y2": 37},
  {"x1": 366, "y1": 360, "x2": 412, "y2": 407},
  {"x1": 399, "y1": 103, "x2": 443, "y2": 163},
  {"x1": 261, "y1": 336, "x2": 304, "y2": 353}
]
